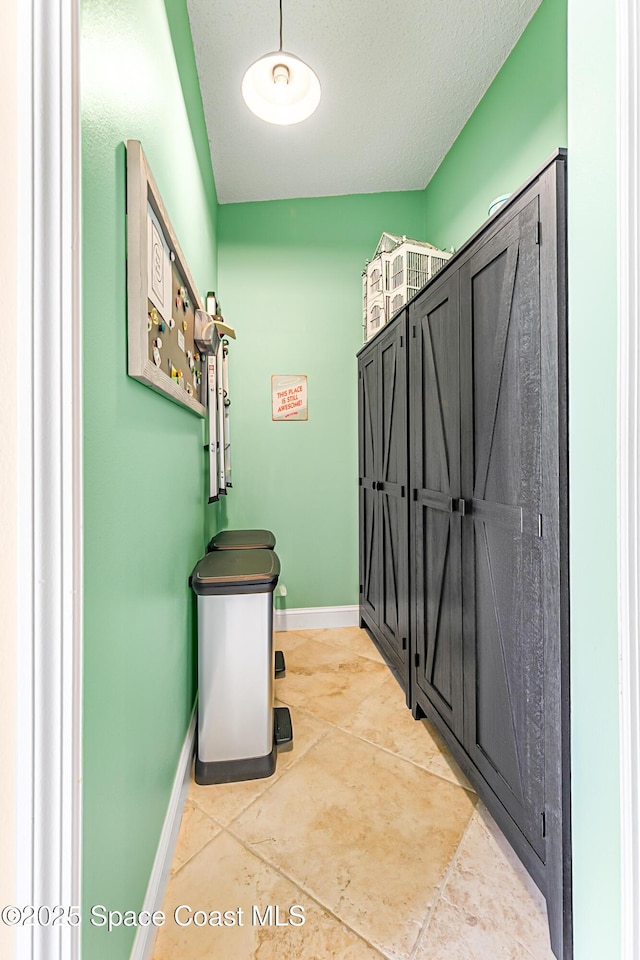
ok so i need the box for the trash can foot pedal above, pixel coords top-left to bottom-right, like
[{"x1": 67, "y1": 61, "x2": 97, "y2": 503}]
[
  {"x1": 274, "y1": 706, "x2": 293, "y2": 751},
  {"x1": 274, "y1": 650, "x2": 286, "y2": 678}
]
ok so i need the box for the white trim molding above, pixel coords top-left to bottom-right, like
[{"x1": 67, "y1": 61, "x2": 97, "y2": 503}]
[
  {"x1": 617, "y1": 0, "x2": 640, "y2": 955},
  {"x1": 15, "y1": 0, "x2": 82, "y2": 957},
  {"x1": 274, "y1": 605, "x2": 360, "y2": 632},
  {"x1": 130, "y1": 710, "x2": 196, "y2": 960}
]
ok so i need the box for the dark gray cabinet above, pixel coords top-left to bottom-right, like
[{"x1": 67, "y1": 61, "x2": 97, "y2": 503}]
[
  {"x1": 358, "y1": 314, "x2": 409, "y2": 688},
  {"x1": 459, "y1": 193, "x2": 546, "y2": 863},
  {"x1": 357, "y1": 151, "x2": 570, "y2": 959},
  {"x1": 410, "y1": 272, "x2": 464, "y2": 741}
]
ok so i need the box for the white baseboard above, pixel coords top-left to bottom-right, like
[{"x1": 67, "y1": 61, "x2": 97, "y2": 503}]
[
  {"x1": 130, "y1": 705, "x2": 196, "y2": 960},
  {"x1": 273, "y1": 605, "x2": 359, "y2": 632}
]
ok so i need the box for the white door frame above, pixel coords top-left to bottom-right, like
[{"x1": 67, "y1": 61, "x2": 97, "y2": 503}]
[
  {"x1": 15, "y1": 0, "x2": 83, "y2": 957},
  {"x1": 10, "y1": 2, "x2": 640, "y2": 959},
  {"x1": 617, "y1": 0, "x2": 640, "y2": 956}
]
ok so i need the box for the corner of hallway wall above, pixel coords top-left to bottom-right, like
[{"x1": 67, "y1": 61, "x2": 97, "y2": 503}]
[
  {"x1": 161, "y1": 0, "x2": 224, "y2": 543},
  {"x1": 421, "y1": 0, "x2": 567, "y2": 251},
  {"x1": 163, "y1": 0, "x2": 218, "y2": 226},
  {"x1": 81, "y1": 1, "x2": 218, "y2": 957}
]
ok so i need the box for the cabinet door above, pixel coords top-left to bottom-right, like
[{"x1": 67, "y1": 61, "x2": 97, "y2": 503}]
[
  {"x1": 358, "y1": 349, "x2": 380, "y2": 625},
  {"x1": 410, "y1": 273, "x2": 463, "y2": 740},
  {"x1": 377, "y1": 322, "x2": 408, "y2": 668},
  {"x1": 460, "y1": 196, "x2": 545, "y2": 859}
]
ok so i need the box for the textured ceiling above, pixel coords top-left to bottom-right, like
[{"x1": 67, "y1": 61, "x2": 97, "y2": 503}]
[{"x1": 187, "y1": 0, "x2": 542, "y2": 204}]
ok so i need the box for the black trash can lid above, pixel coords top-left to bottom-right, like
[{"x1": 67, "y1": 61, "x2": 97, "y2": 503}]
[
  {"x1": 191, "y1": 548, "x2": 280, "y2": 596},
  {"x1": 207, "y1": 528, "x2": 276, "y2": 552}
]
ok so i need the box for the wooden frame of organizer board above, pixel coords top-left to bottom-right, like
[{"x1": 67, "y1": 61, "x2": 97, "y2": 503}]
[
  {"x1": 127, "y1": 137, "x2": 207, "y2": 415},
  {"x1": 126, "y1": 140, "x2": 233, "y2": 498}
]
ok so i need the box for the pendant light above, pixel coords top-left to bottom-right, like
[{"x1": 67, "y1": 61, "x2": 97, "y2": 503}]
[{"x1": 241, "y1": 0, "x2": 321, "y2": 125}]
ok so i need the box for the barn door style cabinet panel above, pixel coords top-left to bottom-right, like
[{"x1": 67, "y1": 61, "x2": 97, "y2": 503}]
[
  {"x1": 410, "y1": 271, "x2": 464, "y2": 742},
  {"x1": 357, "y1": 151, "x2": 570, "y2": 959},
  {"x1": 358, "y1": 314, "x2": 410, "y2": 693}
]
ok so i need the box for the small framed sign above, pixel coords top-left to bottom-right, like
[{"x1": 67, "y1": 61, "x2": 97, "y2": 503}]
[{"x1": 271, "y1": 375, "x2": 308, "y2": 421}]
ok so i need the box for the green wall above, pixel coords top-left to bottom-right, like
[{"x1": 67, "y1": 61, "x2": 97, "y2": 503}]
[
  {"x1": 217, "y1": 0, "x2": 567, "y2": 615},
  {"x1": 216, "y1": 192, "x2": 423, "y2": 609},
  {"x1": 567, "y1": 0, "x2": 620, "y2": 955},
  {"x1": 423, "y1": 0, "x2": 567, "y2": 251},
  {"x1": 81, "y1": 0, "x2": 217, "y2": 956}
]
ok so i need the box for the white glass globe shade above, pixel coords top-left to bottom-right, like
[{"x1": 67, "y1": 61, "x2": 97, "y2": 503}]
[{"x1": 242, "y1": 50, "x2": 321, "y2": 125}]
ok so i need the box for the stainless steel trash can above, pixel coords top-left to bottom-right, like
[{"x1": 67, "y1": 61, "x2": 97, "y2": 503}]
[
  {"x1": 207, "y1": 528, "x2": 276, "y2": 552},
  {"x1": 190, "y1": 548, "x2": 292, "y2": 785},
  {"x1": 207, "y1": 528, "x2": 286, "y2": 679}
]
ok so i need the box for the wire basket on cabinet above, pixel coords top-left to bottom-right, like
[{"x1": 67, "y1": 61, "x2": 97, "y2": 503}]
[{"x1": 362, "y1": 233, "x2": 452, "y2": 341}]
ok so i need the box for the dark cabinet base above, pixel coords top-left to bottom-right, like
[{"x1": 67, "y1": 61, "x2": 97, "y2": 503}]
[
  {"x1": 412, "y1": 686, "x2": 546, "y2": 893},
  {"x1": 360, "y1": 610, "x2": 410, "y2": 707}
]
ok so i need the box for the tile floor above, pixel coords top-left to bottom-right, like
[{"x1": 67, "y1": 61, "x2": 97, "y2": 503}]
[{"x1": 152, "y1": 627, "x2": 555, "y2": 960}]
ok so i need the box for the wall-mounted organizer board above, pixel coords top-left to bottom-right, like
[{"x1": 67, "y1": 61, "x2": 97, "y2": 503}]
[{"x1": 126, "y1": 139, "x2": 206, "y2": 417}]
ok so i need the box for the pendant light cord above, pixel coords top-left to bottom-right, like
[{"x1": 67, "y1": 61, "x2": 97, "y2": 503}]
[{"x1": 279, "y1": 0, "x2": 283, "y2": 51}]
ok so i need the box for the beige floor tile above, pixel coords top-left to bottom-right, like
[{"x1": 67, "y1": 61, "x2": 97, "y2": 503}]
[
  {"x1": 153, "y1": 830, "x2": 386, "y2": 960},
  {"x1": 428, "y1": 804, "x2": 554, "y2": 959},
  {"x1": 190, "y1": 703, "x2": 331, "y2": 828},
  {"x1": 229, "y1": 727, "x2": 476, "y2": 960},
  {"x1": 170, "y1": 798, "x2": 221, "y2": 877},
  {"x1": 160, "y1": 627, "x2": 554, "y2": 960},
  {"x1": 273, "y1": 630, "x2": 312, "y2": 653},
  {"x1": 296, "y1": 626, "x2": 386, "y2": 663},
  {"x1": 274, "y1": 634, "x2": 389, "y2": 724},
  {"x1": 339, "y1": 674, "x2": 474, "y2": 791},
  {"x1": 414, "y1": 895, "x2": 531, "y2": 960}
]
